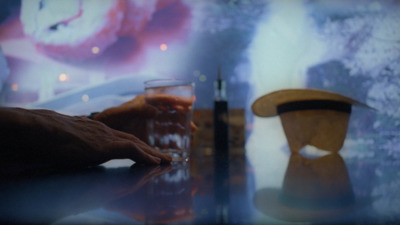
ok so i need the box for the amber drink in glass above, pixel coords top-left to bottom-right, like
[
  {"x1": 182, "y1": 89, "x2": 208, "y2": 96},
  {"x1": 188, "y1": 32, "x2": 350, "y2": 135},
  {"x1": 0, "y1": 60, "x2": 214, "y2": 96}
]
[{"x1": 144, "y1": 79, "x2": 195, "y2": 162}]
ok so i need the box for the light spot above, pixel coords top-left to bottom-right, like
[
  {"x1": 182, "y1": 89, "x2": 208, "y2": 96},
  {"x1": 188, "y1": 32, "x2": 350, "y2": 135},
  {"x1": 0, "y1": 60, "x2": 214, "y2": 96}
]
[
  {"x1": 11, "y1": 83, "x2": 18, "y2": 91},
  {"x1": 199, "y1": 74, "x2": 207, "y2": 82},
  {"x1": 160, "y1": 43, "x2": 168, "y2": 51},
  {"x1": 59, "y1": 73, "x2": 68, "y2": 82},
  {"x1": 91, "y1": 46, "x2": 100, "y2": 54},
  {"x1": 81, "y1": 94, "x2": 89, "y2": 102}
]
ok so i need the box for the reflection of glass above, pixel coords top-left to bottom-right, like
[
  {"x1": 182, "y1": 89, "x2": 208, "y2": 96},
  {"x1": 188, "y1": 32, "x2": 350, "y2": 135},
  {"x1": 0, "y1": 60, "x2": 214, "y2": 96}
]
[
  {"x1": 145, "y1": 79, "x2": 195, "y2": 162},
  {"x1": 145, "y1": 164, "x2": 194, "y2": 224},
  {"x1": 104, "y1": 164, "x2": 193, "y2": 224},
  {"x1": 254, "y1": 153, "x2": 362, "y2": 222}
]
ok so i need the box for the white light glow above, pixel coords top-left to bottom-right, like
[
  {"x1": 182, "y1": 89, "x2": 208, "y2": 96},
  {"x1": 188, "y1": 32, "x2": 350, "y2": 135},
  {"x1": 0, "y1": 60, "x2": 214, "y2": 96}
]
[
  {"x1": 91, "y1": 46, "x2": 100, "y2": 54},
  {"x1": 59, "y1": 73, "x2": 68, "y2": 82},
  {"x1": 81, "y1": 94, "x2": 89, "y2": 102},
  {"x1": 246, "y1": 0, "x2": 327, "y2": 190}
]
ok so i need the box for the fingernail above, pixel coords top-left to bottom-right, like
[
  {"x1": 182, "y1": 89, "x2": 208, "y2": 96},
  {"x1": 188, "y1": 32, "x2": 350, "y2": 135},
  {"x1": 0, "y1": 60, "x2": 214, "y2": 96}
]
[
  {"x1": 163, "y1": 155, "x2": 172, "y2": 163},
  {"x1": 153, "y1": 157, "x2": 161, "y2": 164}
]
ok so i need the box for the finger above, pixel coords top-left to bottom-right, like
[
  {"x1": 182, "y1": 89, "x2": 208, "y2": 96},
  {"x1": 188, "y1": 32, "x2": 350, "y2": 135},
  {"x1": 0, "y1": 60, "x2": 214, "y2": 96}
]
[
  {"x1": 113, "y1": 130, "x2": 172, "y2": 163},
  {"x1": 123, "y1": 103, "x2": 158, "y2": 118},
  {"x1": 142, "y1": 104, "x2": 158, "y2": 118},
  {"x1": 191, "y1": 121, "x2": 198, "y2": 131},
  {"x1": 121, "y1": 94, "x2": 145, "y2": 107},
  {"x1": 110, "y1": 140, "x2": 162, "y2": 165}
]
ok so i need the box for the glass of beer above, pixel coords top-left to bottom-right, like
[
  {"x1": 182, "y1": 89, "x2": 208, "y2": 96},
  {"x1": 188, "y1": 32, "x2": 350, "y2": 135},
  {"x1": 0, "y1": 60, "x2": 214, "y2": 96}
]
[{"x1": 144, "y1": 79, "x2": 195, "y2": 162}]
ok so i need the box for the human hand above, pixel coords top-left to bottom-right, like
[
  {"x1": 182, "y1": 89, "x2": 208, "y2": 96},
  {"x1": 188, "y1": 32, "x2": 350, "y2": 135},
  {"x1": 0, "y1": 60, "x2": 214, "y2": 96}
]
[
  {"x1": 93, "y1": 95, "x2": 197, "y2": 144},
  {"x1": 0, "y1": 107, "x2": 171, "y2": 172},
  {"x1": 92, "y1": 95, "x2": 157, "y2": 143}
]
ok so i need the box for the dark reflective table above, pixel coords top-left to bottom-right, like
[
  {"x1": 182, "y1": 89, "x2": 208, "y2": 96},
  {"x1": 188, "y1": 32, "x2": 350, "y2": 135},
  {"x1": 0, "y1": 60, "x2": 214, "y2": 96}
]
[{"x1": 1, "y1": 143, "x2": 400, "y2": 224}]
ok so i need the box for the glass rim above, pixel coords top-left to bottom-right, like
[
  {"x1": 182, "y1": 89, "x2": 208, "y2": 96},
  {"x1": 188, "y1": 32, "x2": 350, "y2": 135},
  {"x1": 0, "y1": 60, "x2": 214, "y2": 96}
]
[{"x1": 144, "y1": 79, "x2": 194, "y2": 89}]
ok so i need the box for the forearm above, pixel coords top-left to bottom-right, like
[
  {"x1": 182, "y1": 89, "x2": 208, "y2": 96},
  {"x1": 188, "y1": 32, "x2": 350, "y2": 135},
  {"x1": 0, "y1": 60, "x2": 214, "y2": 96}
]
[
  {"x1": 0, "y1": 108, "x2": 81, "y2": 165},
  {"x1": 0, "y1": 107, "x2": 30, "y2": 126},
  {"x1": 0, "y1": 106, "x2": 170, "y2": 175},
  {"x1": 0, "y1": 107, "x2": 42, "y2": 172},
  {"x1": 0, "y1": 107, "x2": 34, "y2": 147}
]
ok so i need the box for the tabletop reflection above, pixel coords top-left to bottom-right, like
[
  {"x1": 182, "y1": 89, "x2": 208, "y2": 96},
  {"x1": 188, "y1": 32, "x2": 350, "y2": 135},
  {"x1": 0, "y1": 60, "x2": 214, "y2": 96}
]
[
  {"x1": 106, "y1": 163, "x2": 194, "y2": 224},
  {"x1": 0, "y1": 165, "x2": 172, "y2": 224},
  {"x1": 253, "y1": 152, "x2": 370, "y2": 223}
]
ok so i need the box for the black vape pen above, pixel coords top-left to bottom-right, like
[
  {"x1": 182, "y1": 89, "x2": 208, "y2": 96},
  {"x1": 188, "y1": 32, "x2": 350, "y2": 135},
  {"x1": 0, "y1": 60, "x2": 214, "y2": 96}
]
[
  {"x1": 213, "y1": 67, "x2": 230, "y2": 224},
  {"x1": 213, "y1": 67, "x2": 229, "y2": 152}
]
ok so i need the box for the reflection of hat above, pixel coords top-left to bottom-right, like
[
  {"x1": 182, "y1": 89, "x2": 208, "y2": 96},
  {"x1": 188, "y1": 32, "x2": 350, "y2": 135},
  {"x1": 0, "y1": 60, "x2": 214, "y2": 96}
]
[
  {"x1": 251, "y1": 89, "x2": 371, "y2": 152},
  {"x1": 254, "y1": 153, "x2": 368, "y2": 222}
]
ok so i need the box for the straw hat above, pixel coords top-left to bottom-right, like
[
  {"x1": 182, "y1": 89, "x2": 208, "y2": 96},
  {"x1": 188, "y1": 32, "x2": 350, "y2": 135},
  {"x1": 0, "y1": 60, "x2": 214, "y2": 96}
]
[
  {"x1": 254, "y1": 153, "x2": 370, "y2": 222},
  {"x1": 251, "y1": 89, "x2": 371, "y2": 152},
  {"x1": 252, "y1": 89, "x2": 370, "y2": 117}
]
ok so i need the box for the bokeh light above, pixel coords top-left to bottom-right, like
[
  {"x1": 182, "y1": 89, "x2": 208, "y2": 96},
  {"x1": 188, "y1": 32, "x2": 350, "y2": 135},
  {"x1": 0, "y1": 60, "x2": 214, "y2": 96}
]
[
  {"x1": 199, "y1": 74, "x2": 207, "y2": 82},
  {"x1": 160, "y1": 43, "x2": 168, "y2": 51},
  {"x1": 59, "y1": 73, "x2": 68, "y2": 82},
  {"x1": 11, "y1": 83, "x2": 18, "y2": 91},
  {"x1": 91, "y1": 46, "x2": 100, "y2": 54},
  {"x1": 81, "y1": 94, "x2": 89, "y2": 102}
]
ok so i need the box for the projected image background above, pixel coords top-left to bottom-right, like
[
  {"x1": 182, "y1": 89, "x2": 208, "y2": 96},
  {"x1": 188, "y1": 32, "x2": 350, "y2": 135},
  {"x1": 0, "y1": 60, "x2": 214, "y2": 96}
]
[{"x1": 0, "y1": 0, "x2": 399, "y2": 162}]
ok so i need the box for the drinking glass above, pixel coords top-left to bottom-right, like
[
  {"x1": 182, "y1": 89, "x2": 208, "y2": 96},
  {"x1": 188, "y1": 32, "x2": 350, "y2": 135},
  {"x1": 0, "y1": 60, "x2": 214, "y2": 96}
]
[{"x1": 144, "y1": 79, "x2": 195, "y2": 162}]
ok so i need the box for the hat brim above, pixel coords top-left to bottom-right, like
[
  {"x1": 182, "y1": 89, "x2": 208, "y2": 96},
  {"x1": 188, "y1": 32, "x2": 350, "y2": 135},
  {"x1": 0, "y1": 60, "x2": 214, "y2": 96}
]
[
  {"x1": 252, "y1": 89, "x2": 370, "y2": 117},
  {"x1": 253, "y1": 188, "x2": 371, "y2": 222}
]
